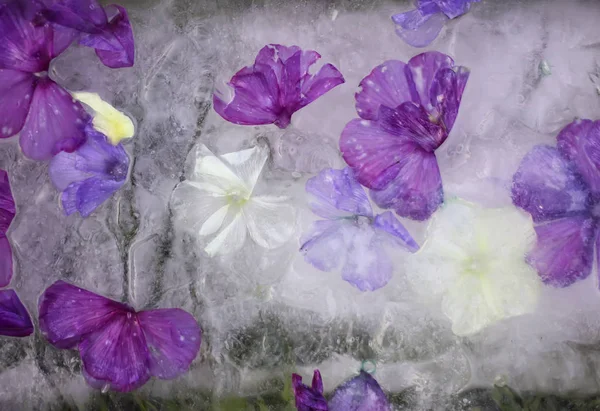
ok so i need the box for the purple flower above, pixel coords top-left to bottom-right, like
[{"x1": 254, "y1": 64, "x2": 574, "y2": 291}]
[
  {"x1": 392, "y1": 0, "x2": 481, "y2": 47},
  {"x1": 292, "y1": 370, "x2": 328, "y2": 411},
  {"x1": 340, "y1": 52, "x2": 469, "y2": 221},
  {"x1": 329, "y1": 371, "x2": 391, "y2": 411},
  {"x1": 0, "y1": 0, "x2": 90, "y2": 160},
  {"x1": 213, "y1": 44, "x2": 345, "y2": 129},
  {"x1": 0, "y1": 169, "x2": 15, "y2": 287},
  {"x1": 512, "y1": 119, "x2": 600, "y2": 288},
  {"x1": 38, "y1": 280, "x2": 202, "y2": 392},
  {"x1": 49, "y1": 124, "x2": 129, "y2": 217},
  {"x1": 300, "y1": 167, "x2": 419, "y2": 291},
  {"x1": 40, "y1": 0, "x2": 135, "y2": 68},
  {"x1": 0, "y1": 289, "x2": 34, "y2": 337}
]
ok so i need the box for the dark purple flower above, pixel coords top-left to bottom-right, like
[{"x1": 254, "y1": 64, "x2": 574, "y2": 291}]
[
  {"x1": 392, "y1": 0, "x2": 481, "y2": 47},
  {"x1": 213, "y1": 44, "x2": 345, "y2": 129},
  {"x1": 38, "y1": 280, "x2": 202, "y2": 392},
  {"x1": 329, "y1": 371, "x2": 391, "y2": 411},
  {"x1": 0, "y1": 0, "x2": 90, "y2": 160},
  {"x1": 340, "y1": 52, "x2": 469, "y2": 221},
  {"x1": 292, "y1": 370, "x2": 328, "y2": 411},
  {"x1": 40, "y1": 0, "x2": 134, "y2": 68},
  {"x1": 300, "y1": 167, "x2": 418, "y2": 291},
  {"x1": 0, "y1": 289, "x2": 34, "y2": 337},
  {"x1": 49, "y1": 123, "x2": 129, "y2": 217},
  {"x1": 0, "y1": 169, "x2": 15, "y2": 287},
  {"x1": 512, "y1": 119, "x2": 600, "y2": 288}
]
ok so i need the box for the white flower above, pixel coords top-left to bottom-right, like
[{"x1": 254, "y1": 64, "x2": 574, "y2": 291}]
[
  {"x1": 171, "y1": 144, "x2": 295, "y2": 257},
  {"x1": 405, "y1": 199, "x2": 541, "y2": 336}
]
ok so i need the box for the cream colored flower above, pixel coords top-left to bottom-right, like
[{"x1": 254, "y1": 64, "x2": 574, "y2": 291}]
[
  {"x1": 405, "y1": 199, "x2": 541, "y2": 336},
  {"x1": 72, "y1": 92, "x2": 134, "y2": 145}
]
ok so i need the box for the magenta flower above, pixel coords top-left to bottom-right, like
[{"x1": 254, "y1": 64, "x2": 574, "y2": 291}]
[
  {"x1": 292, "y1": 370, "x2": 328, "y2": 411},
  {"x1": 340, "y1": 52, "x2": 469, "y2": 221},
  {"x1": 0, "y1": 0, "x2": 89, "y2": 160},
  {"x1": 49, "y1": 123, "x2": 129, "y2": 217},
  {"x1": 0, "y1": 169, "x2": 15, "y2": 287},
  {"x1": 213, "y1": 44, "x2": 345, "y2": 129},
  {"x1": 393, "y1": 0, "x2": 481, "y2": 48},
  {"x1": 39, "y1": 280, "x2": 202, "y2": 392},
  {"x1": 301, "y1": 167, "x2": 418, "y2": 291},
  {"x1": 0, "y1": 289, "x2": 34, "y2": 337},
  {"x1": 512, "y1": 119, "x2": 600, "y2": 288}
]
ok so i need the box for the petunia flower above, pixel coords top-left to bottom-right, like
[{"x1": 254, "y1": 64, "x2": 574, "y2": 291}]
[
  {"x1": 49, "y1": 123, "x2": 130, "y2": 217},
  {"x1": 39, "y1": 0, "x2": 135, "y2": 68},
  {"x1": 0, "y1": 169, "x2": 15, "y2": 287},
  {"x1": 300, "y1": 167, "x2": 419, "y2": 291},
  {"x1": 0, "y1": 0, "x2": 89, "y2": 160},
  {"x1": 171, "y1": 144, "x2": 296, "y2": 257},
  {"x1": 392, "y1": 0, "x2": 481, "y2": 48},
  {"x1": 405, "y1": 200, "x2": 541, "y2": 336},
  {"x1": 292, "y1": 370, "x2": 328, "y2": 411},
  {"x1": 328, "y1": 371, "x2": 391, "y2": 411},
  {"x1": 72, "y1": 91, "x2": 135, "y2": 145},
  {"x1": 0, "y1": 289, "x2": 34, "y2": 337},
  {"x1": 340, "y1": 51, "x2": 469, "y2": 221},
  {"x1": 213, "y1": 44, "x2": 345, "y2": 129},
  {"x1": 38, "y1": 280, "x2": 202, "y2": 392},
  {"x1": 512, "y1": 119, "x2": 600, "y2": 288}
]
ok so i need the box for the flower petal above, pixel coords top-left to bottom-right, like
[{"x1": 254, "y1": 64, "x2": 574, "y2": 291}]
[
  {"x1": 137, "y1": 309, "x2": 201, "y2": 379},
  {"x1": 300, "y1": 219, "x2": 347, "y2": 273},
  {"x1": 355, "y1": 60, "x2": 413, "y2": 121},
  {"x1": 84, "y1": 5, "x2": 135, "y2": 69},
  {"x1": 370, "y1": 149, "x2": 443, "y2": 221},
  {"x1": 329, "y1": 371, "x2": 391, "y2": 411},
  {"x1": 79, "y1": 311, "x2": 150, "y2": 392},
  {"x1": 373, "y1": 211, "x2": 419, "y2": 252},
  {"x1": 556, "y1": 119, "x2": 600, "y2": 194},
  {"x1": 434, "y1": 0, "x2": 480, "y2": 19},
  {"x1": 204, "y1": 211, "x2": 248, "y2": 257},
  {"x1": 406, "y1": 51, "x2": 455, "y2": 110},
  {"x1": 61, "y1": 176, "x2": 124, "y2": 217},
  {"x1": 244, "y1": 196, "x2": 295, "y2": 249},
  {"x1": 512, "y1": 145, "x2": 589, "y2": 223},
  {"x1": 305, "y1": 167, "x2": 373, "y2": 219},
  {"x1": 0, "y1": 168, "x2": 16, "y2": 234},
  {"x1": 41, "y1": 0, "x2": 108, "y2": 33},
  {"x1": 292, "y1": 371, "x2": 328, "y2": 411},
  {"x1": 0, "y1": 236, "x2": 13, "y2": 287},
  {"x1": 392, "y1": 9, "x2": 447, "y2": 48},
  {"x1": 221, "y1": 145, "x2": 269, "y2": 192},
  {"x1": 171, "y1": 181, "x2": 230, "y2": 235},
  {"x1": 0, "y1": 69, "x2": 35, "y2": 138},
  {"x1": 429, "y1": 66, "x2": 470, "y2": 133},
  {"x1": 20, "y1": 79, "x2": 89, "y2": 160},
  {"x1": 528, "y1": 216, "x2": 596, "y2": 287},
  {"x1": 379, "y1": 103, "x2": 446, "y2": 152},
  {"x1": 38, "y1": 280, "x2": 130, "y2": 349},
  {"x1": 72, "y1": 92, "x2": 134, "y2": 145},
  {"x1": 0, "y1": 289, "x2": 33, "y2": 337},
  {"x1": 299, "y1": 63, "x2": 345, "y2": 111}
]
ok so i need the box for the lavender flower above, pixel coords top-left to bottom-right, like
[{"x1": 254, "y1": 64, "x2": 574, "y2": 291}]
[
  {"x1": 340, "y1": 52, "x2": 469, "y2": 221},
  {"x1": 213, "y1": 44, "x2": 345, "y2": 129},
  {"x1": 300, "y1": 167, "x2": 418, "y2": 291},
  {"x1": 48, "y1": 123, "x2": 130, "y2": 217},
  {"x1": 0, "y1": 289, "x2": 34, "y2": 337},
  {"x1": 512, "y1": 119, "x2": 600, "y2": 287},
  {"x1": 292, "y1": 370, "x2": 328, "y2": 411},
  {"x1": 38, "y1": 280, "x2": 202, "y2": 392},
  {"x1": 393, "y1": 0, "x2": 481, "y2": 47}
]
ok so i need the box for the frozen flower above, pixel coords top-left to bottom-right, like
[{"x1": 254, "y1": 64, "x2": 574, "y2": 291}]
[
  {"x1": 300, "y1": 167, "x2": 418, "y2": 291},
  {"x1": 49, "y1": 123, "x2": 130, "y2": 217},
  {"x1": 38, "y1": 280, "x2": 202, "y2": 392},
  {"x1": 72, "y1": 92, "x2": 135, "y2": 145},
  {"x1": 171, "y1": 144, "x2": 296, "y2": 257},
  {"x1": 392, "y1": 0, "x2": 481, "y2": 48},
  {"x1": 405, "y1": 200, "x2": 541, "y2": 336},
  {"x1": 328, "y1": 371, "x2": 391, "y2": 411},
  {"x1": 340, "y1": 52, "x2": 469, "y2": 220},
  {"x1": 0, "y1": 169, "x2": 15, "y2": 287},
  {"x1": 0, "y1": 289, "x2": 34, "y2": 337},
  {"x1": 0, "y1": 0, "x2": 89, "y2": 159},
  {"x1": 213, "y1": 44, "x2": 345, "y2": 129},
  {"x1": 512, "y1": 119, "x2": 600, "y2": 287},
  {"x1": 292, "y1": 370, "x2": 328, "y2": 411},
  {"x1": 40, "y1": 0, "x2": 134, "y2": 68}
]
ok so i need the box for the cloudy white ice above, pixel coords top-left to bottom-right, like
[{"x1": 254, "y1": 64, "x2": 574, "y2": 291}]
[{"x1": 2, "y1": 0, "x2": 600, "y2": 409}]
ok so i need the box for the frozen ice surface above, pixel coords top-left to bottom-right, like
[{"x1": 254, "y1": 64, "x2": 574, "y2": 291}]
[{"x1": 3, "y1": 0, "x2": 600, "y2": 409}]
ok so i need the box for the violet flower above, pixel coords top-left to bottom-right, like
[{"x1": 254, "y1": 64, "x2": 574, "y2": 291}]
[
  {"x1": 292, "y1": 370, "x2": 328, "y2": 411},
  {"x1": 512, "y1": 119, "x2": 600, "y2": 288},
  {"x1": 328, "y1": 371, "x2": 391, "y2": 411},
  {"x1": 392, "y1": 0, "x2": 481, "y2": 48},
  {"x1": 0, "y1": 0, "x2": 89, "y2": 160},
  {"x1": 38, "y1": 280, "x2": 202, "y2": 392},
  {"x1": 300, "y1": 167, "x2": 419, "y2": 291},
  {"x1": 340, "y1": 51, "x2": 469, "y2": 221},
  {"x1": 0, "y1": 169, "x2": 15, "y2": 287},
  {"x1": 213, "y1": 44, "x2": 345, "y2": 129},
  {"x1": 40, "y1": 0, "x2": 135, "y2": 68},
  {"x1": 0, "y1": 289, "x2": 34, "y2": 337},
  {"x1": 49, "y1": 123, "x2": 130, "y2": 217}
]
